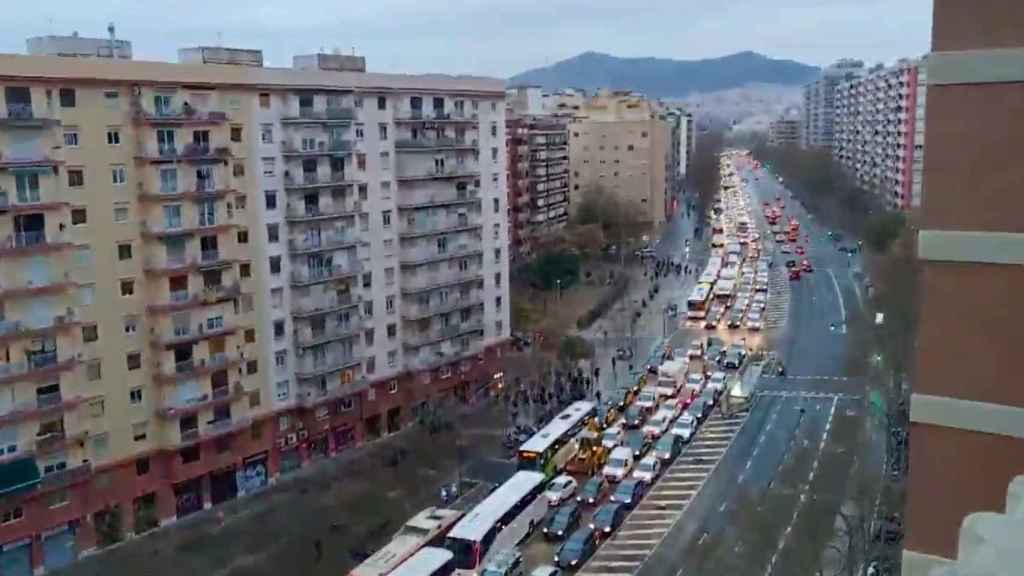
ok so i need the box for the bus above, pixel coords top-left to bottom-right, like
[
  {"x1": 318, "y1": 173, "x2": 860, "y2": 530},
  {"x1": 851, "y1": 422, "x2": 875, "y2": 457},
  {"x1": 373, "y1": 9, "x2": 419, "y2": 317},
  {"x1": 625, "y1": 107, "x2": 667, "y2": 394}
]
[
  {"x1": 390, "y1": 547, "x2": 455, "y2": 576},
  {"x1": 351, "y1": 508, "x2": 464, "y2": 576},
  {"x1": 687, "y1": 283, "x2": 714, "y2": 320},
  {"x1": 713, "y1": 279, "x2": 736, "y2": 300},
  {"x1": 445, "y1": 471, "x2": 547, "y2": 574},
  {"x1": 517, "y1": 401, "x2": 596, "y2": 476}
]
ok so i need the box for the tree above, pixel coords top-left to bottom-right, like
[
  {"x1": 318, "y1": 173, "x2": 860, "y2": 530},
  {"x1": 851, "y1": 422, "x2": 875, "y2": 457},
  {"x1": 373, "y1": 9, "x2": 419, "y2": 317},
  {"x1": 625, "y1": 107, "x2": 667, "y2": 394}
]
[
  {"x1": 526, "y1": 250, "x2": 581, "y2": 291},
  {"x1": 688, "y1": 129, "x2": 725, "y2": 212},
  {"x1": 573, "y1": 184, "x2": 643, "y2": 246}
]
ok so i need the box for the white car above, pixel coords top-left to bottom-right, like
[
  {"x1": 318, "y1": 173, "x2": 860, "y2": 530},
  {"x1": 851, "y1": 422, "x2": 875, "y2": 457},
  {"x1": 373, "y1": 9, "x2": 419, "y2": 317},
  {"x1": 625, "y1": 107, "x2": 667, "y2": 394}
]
[
  {"x1": 687, "y1": 339, "x2": 705, "y2": 359},
  {"x1": 708, "y1": 372, "x2": 727, "y2": 393},
  {"x1": 780, "y1": 244, "x2": 793, "y2": 254},
  {"x1": 632, "y1": 456, "x2": 662, "y2": 484},
  {"x1": 686, "y1": 372, "x2": 706, "y2": 392},
  {"x1": 545, "y1": 475, "x2": 578, "y2": 505},
  {"x1": 746, "y1": 313, "x2": 763, "y2": 330},
  {"x1": 642, "y1": 411, "x2": 673, "y2": 438},
  {"x1": 601, "y1": 426, "x2": 624, "y2": 449},
  {"x1": 671, "y1": 416, "x2": 695, "y2": 441},
  {"x1": 635, "y1": 387, "x2": 660, "y2": 411},
  {"x1": 752, "y1": 292, "x2": 768, "y2": 306},
  {"x1": 603, "y1": 447, "x2": 635, "y2": 482}
]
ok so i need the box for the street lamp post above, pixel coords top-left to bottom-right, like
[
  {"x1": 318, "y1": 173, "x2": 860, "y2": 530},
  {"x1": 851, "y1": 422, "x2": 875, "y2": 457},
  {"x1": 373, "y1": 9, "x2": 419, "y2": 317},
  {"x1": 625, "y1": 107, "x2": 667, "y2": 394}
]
[{"x1": 556, "y1": 279, "x2": 562, "y2": 301}]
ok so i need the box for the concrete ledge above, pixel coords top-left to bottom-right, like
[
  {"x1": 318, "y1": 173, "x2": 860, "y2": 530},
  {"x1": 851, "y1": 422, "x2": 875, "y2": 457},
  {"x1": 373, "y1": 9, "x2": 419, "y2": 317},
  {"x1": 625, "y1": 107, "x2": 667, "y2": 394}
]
[
  {"x1": 929, "y1": 48, "x2": 1024, "y2": 85},
  {"x1": 910, "y1": 393, "x2": 1024, "y2": 439},
  {"x1": 902, "y1": 550, "x2": 951, "y2": 576},
  {"x1": 918, "y1": 229, "x2": 1024, "y2": 265}
]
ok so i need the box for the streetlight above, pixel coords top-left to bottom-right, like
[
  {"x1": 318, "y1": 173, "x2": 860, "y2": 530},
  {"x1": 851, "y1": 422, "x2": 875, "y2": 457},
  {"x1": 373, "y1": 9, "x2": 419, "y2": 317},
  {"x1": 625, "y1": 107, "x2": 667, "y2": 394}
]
[{"x1": 556, "y1": 279, "x2": 562, "y2": 301}]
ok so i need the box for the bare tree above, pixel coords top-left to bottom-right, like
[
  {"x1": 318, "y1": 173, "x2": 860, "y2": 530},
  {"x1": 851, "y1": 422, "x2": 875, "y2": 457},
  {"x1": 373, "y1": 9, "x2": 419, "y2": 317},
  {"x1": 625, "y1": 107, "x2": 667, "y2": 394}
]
[{"x1": 688, "y1": 129, "x2": 725, "y2": 213}]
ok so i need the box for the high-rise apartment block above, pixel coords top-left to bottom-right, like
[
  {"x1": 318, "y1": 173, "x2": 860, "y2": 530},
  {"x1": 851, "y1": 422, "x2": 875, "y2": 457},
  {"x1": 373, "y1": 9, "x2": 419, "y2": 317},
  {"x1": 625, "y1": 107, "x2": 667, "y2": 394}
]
[
  {"x1": 0, "y1": 43, "x2": 509, "y2": 571},
  {"x1": 767, "y1": 118, "x2": 801, "y2": 146},
  {"x1": 801, "y1": 59, "x2": 865, "y2": 149},
  {"x1": 833, "y1": 59, "x2": 926, "y2": 210},
  {"x1": 904, "y1": 2, "x2": 1024, "y2": 574}
]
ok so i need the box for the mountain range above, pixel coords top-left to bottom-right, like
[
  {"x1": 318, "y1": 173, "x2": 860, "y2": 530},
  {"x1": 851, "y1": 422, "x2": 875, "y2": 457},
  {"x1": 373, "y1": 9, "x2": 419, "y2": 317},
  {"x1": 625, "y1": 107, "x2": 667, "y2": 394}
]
[{"x1": 509, "y1": 51, "x2": 819, "y2": 98}]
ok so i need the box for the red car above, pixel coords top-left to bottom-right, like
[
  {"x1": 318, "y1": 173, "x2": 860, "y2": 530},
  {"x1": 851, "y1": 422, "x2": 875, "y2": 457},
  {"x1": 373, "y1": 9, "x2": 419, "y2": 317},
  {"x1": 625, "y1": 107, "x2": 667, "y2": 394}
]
[
  {"x1": 795, "y1": 246, "x2": 805, "y2": 256},
  {"x1": 789, "y1": 268, "x2": 802, "y2": 281},
  {"x1": 801, "y1": 260, "x2": 814, "y2": 273}
]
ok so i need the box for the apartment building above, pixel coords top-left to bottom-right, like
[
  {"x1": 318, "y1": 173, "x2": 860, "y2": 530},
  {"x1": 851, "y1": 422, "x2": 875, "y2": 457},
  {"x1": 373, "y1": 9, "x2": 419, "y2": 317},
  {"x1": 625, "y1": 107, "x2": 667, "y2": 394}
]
[
  {"x1": 681, "y1": 111, "x2": 696, "y2": 178},
  {"x1": 903, "y1": 2, "x2": 1024, "y2": 574},
  {"x1": 832, "y1": 59, "x2": 925, "y2": 211},
  {"x1": 567, "y1": 92, "x2": 670, "y2": 225},
  {"x1": 0, "y1": 45, "x2": 508, "y2": 572},
  {"x1": 801, "y1": 58, "x2": 865, "y2": 149},
  {"x1": 505, "y1": 87, "x2": 570, "y2": 261},
  {"x1": 767, "y1": 118, "x2": 801, "y2": 146}
]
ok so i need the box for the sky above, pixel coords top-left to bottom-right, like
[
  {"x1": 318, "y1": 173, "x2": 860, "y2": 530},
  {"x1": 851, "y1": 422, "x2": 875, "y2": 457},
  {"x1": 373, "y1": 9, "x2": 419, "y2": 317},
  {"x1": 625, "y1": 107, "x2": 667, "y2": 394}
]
[{"x1": 0, "y1": 0, "x2": 933, "y2": 78}]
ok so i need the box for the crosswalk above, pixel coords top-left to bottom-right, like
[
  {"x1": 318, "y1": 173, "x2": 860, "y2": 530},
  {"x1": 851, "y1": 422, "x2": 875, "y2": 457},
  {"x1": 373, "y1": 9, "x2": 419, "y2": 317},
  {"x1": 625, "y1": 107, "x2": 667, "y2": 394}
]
[
  {"x1": 578, "y1": 410, "x2": 750, "y2": 576},
  {"x1": 764, "y1": 267, "x2": 790, "y2": 329}
]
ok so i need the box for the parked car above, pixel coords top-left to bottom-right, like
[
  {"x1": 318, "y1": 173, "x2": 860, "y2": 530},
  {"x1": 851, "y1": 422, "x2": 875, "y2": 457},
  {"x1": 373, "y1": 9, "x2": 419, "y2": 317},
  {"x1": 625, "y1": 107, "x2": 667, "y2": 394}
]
[
  {"x1": 654, "y1": 433, "x2": 684, "y2": 462},
  {"x1": 632, "y1": 455, "x2": 662, "y2": 484},
  {"x1": 543, "y1": 502, "x2": 581, "y2": 541},
  {"x1": 589, "y1": 503, "x2": 627, "y2": 537},
  {"x1": 554, "y1": 527, "x2": 597, "y2": 569},
  {"x1": 576, "y1": 475, "x2": 608, "y2": 506},
  {"x1": 610, "y1": 479, "x2": 646, "y2": 509},
  {"x1": 545, "y1": 475, "x2": 578, "y2": 506}
]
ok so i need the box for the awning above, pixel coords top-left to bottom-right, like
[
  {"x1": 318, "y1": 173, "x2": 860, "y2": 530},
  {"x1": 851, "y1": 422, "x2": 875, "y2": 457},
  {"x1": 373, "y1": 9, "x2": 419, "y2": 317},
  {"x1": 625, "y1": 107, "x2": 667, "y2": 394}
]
[{"x1": 0, "y1": 457, "x2": 41, "y2": 496}]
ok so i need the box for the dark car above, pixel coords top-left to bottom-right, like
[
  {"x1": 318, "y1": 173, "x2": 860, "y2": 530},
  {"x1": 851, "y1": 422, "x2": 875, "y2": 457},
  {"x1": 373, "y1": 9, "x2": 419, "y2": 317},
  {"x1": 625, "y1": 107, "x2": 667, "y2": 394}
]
[
  {"x1": 624, "y1": 430, "x2": 652, "y2": 459},
  {"x1": 686, "y1": 398, "x2": 708, "y2": 424},
  {"x1": 590, "y1": 503, "x2": 627, "y2": 537},
  {"x1": 554, "y1": 527, "x2": 597, "y2": 569},
  {"x1": 544, "y1": 502, "x2": 581, "y2": 541},
  {"x1": 576, "y1": 475, "x2": 607, "y2": 506},
  {"x1": 704, "y1": 337, "x2": 727, "y2": 364},
  {"x1": 610, "y1": 479, "x2": 646, "y2": 509},
  {"x1": 700, "y1": 388, "x2": 718, "y2": 411},
  {"x1": 623, "y1": 406, "x2": 646, "y2": 429},
  {"x1": 653, "y1": 433, "x2": 683, "y2": 462},
  {"x1": 727, "y1": 310, "x2": 744, "y2": 329}
]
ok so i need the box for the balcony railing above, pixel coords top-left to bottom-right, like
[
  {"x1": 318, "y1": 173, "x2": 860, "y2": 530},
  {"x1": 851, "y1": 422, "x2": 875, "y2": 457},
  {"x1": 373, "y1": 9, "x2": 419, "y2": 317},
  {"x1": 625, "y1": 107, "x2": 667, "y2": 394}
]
[
  {"x1": 395, "y1": 109, "x2": 475, "y2": 122},
  {"x1": 283, "y1": 172, "x2": 353, "y2": 189},
  {"x1": 399, "y1": 244, "x2": 481, "y2": 266},
  {"x1": 282, "y1": 107, "x2": 357, "y2": 123},
  {"x1": 0, "y1": 231, "x2": 71, "y2": 256},
  {"x1": 38, "y1": 463, "x2": 92, "y2": 491},
  {"x1": 397, "y1": 188, "x2": 480, "y2": 210},
  {"x1": 395, "y1": 137, "x2": 476, "y2": 151},
  {"x1": 296, "y1": 322, "x2": 361, "y2": 347},
  {"x1": 153, "y1": 322, "x2": 236, "y2": 348},
  {"x1": 396, "y1": 166, "x2": 480, "y2": 181},
  {"x1": 400, "y1": 269, "x2": 483, "y2": 294},
  {"x1": 285, "y1": 201, "x2": 362, "y2": 221},
  {"x1": 295, "y1": 354, "x2": 361, "y2": 379},
  {"x1": 133, "y1": 100, "x2": 228, "y2": 125},
  {"x1": 155, "y1": 352, "x2": 240, "y2": 384},
  {"x1": 0, "y1": 103, "x2": 59, "y2": 127},
  {"x1": 0, "y1": 313, "x2": 78, "y2": 344},
  {"x1": 402, "y1": 295, "x2": 484, "y2": 320},
  {"x1": 282, "y1": 140, "x2": 354, "y2": 156},
  {"x1": 290, "y1": 262, "x2": 363, "y2": 285},
  {"x1": 398, "y1": 218, "x2": 481, "y2": 239},
  {"x1": 292, "y1": 293, "x2": 360, "y2": 317},
  {"x1": 404, "y1": 320, "x2": 485, "y2": 348},
  {"x1": 137, "y1": 143, "x2": 231, "y2": 163},
  {"x1": 287, "y1": 233, "x2": 359, "y2": 253}
]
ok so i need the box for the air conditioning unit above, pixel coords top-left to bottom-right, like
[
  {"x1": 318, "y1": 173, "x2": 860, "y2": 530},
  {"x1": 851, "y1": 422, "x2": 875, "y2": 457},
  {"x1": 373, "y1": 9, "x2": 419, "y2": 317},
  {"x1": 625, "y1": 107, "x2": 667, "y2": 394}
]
[
  {"x1": 286, "y1": 433, "x2": 298, "y2": 446},
  {"x1": 298, "y1": 430, "x2": 308, "y2": 441}
]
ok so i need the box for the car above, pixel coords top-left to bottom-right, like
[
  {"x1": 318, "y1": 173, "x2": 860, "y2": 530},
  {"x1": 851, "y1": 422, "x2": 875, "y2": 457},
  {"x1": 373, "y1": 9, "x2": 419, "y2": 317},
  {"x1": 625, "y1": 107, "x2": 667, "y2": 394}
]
[
  {"x1": 802, "y1": 259, "x2": 814, "y2": 273},
  {"x1": 624, "y1": 430, "x2": 652, "y2": 459},
  {"x1": 795, "y1": 245, "x2": 805, "y2": 256},
  {"x1": 687, "y1": 339, "x2": 705, "y2": 359},
  {"x1": 623, "y1": 405, "x2": 646, "y2": 428},
  {"x1": 635, "y1": 386, "x2": 660, "y2": 412},
  {"x1": 686, "y1": 398, "x2": 709, "y2": 424},
  {"x1": 754, "y1": 281, "x2": 768, "y2": 293},
  {"x1": 530, "y1": 566, "x2": 562, "y2": 576},
  {"x1": 653, "y1": 433, "x2": 684, "y2": 462},
  {"x1": 686, "y1": 372, "x2": 706, "y2": 392},
  {"x1": 595, "y1": 403, "x2": 619, "y2": 428},
  {"x1": 708, "y1": 371, "x2": 727, "y2": 393},
  {"x1": 704, "y1": 312, "x2": 721, "y2": 330},
  {"x1": 632, "y1": 455, "x2": 662, "y2": 484},
  {"x1": 727, "y1": 341, "x2": 748, "y2": 362},
  {"x1": 723, "y1": 349, "x2": 744, "y2": 369},
  {"x1": 554, "y1": 527, "x2": 597, "y2": 569},
  {"x1": 789, "y1": 268, "x2": 802, "y2": 280},
  {"x1": 774, "y1": 233, "x2": 787, "y2": 242},
  {"x1": 745, "y1": 312, "x2": 763, "y2": 330},
  {"x1": 784, "y1": 259, "x2": 797, "y2": 268},
  {"x1": 700, "y1": 387, "x2": 718, "y2": 409},
  {"x1": 545, "y1": 475, "x2": 578, "y2": 506},
  {"x1": 752, "y1": 292, "x2": 767, "y2": 306},
  {"x1": 610, "y1": 479, "x2": 646, "y2": 509},
  {"x1": 602, "y1": 446, "x2": 634, "y2": 483},
  {"x1": 576, "y1": 475, "x2": 608, "y2": 506},
  {"x1": 483, "y1": 549, "x2": 525, "y2": 576},
  {"x1": 615, "y1": 347, "x2": 634, "y2": 360},
  {"x1": 780, "y1": 244, "x2": 792, "y2": 254},
  {"x1": 727, "y1": 310, "x2": 744, "y2": 329},
  {"x1": 609, "y1": 384, "x2": 637, "y2": 410},
  {"x1": 601, "y1": 426, "x2": 624, "y2": 450},
  {"x1": 705, "y1": 337, "x2": 727, "y2": 362},
  {"x1": 642, "y1": 412, "x2": 672, "y2": 439},
  {"x1": 671, "y1": 415, "x2": 696, "y2": 441},
  {"x1": 544, "y1": 502, "x2": 581, "y2": 541},
  {"x1": 590, "y1": 503, "x2": 628, "y2": 537}
]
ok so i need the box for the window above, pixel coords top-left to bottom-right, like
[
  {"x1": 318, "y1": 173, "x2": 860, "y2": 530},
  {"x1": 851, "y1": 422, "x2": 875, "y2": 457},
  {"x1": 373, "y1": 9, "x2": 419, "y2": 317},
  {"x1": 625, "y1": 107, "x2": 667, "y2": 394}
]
[
  {"x1": 259, "y1": 93, "x2": 271, "y2": 109},
  {"x1": 67, "y1": 206, "x2": 86, "y2": 225},
  {"x1": 387, "y1": 323, "x2": 397, "y2": 340},
  {"x1": 240, "y1": 262, "x2": 251, "y2": 279},
  {"x1": 494, "y1": 247, "x2": 502, "y2": 262},
  {"x1": 260, "y1": 124, "x2": 273, "y2": 144},
  {"x1": 493, "y1": 222, "x2": 500, "y2": 239},
  {"x1": 135, "y1": 456, "x2": 150, "y2": 474},
  {"x1": 362, "y1": 271, "x2": 372, "y2": 289},
  {"x1": 113, "y1": 206, "x2": 129, "y2": 222},
  {"x1": 363, "y1": 300, "x2": 373, "y2": 318},
  {"x1": 364, "y1": 328, "x2": 375, "y2": 347},
  {"x1": 118, "y1": 243, "x2": 133, "y2": 261},
  {"x1": 63, "y1": 129, "x2": 79, "y2": 148},
  {"x1": 491, "y1": 101, "x2": 497, "y2": 112},
  {"x1": 494, "y1": 272, "x2": 502, "y2": 287},
  {"x1": 357, "y1": 153, "x2": 367, "y2": 171},
  {"x1": 366, "y1": 356, "x2": 376, "y2": 374},
  {"x1": 379, "y1": 124, "x2": 388, "y2": 141},
  {"x1": 490, "y1": 123, "x2": 498, "y2": 138},
  {"x1": 492, "y1": 173, "x2": 499, "y2": 184},
  {"x1": 274, "y1": 350, "x2": 287, "y2": 369},
  {"x1": 87, "y1": 361, "x2": 102, "y2": 381},
  {"x1": 262, "y1": 158, "x2": 275, "y2": 177},
  {"x1": 273, "y1": 319, "x2": 285, "y2": 341},
  {"x1": 59, "y1": 88, "x2": 76, "y2": 108},
  {"x1": 355, "y1": 126, "x2": 364, "y2": 140},
  {"x1": 385, "y1": 267, "x2": 395, "y2": 286},
  {"x1": 382, "y1": 210, "x2": 392, "y2": 228},
  {"x1": 359, "y1": 213, "x2": 369, "y2": 231},
  {"x1": 267, "y1": 223, "x2": 279, "y2": 243},
  {"x1": 386, "y1": 295, "x2": 395, "y2": 314},
  {"x1": 354, "y1": 96, "x2": 363, "y2": 109},
  {"x1": 269, "y1": 256, "x2": 281, "y2": 275},
  {"x1": 120, "y1": 279, "x2": 135, "y2": 296},
  {"x1": 493, "y1": 198, "x2": 500, "y2": 214},
  {"x1": 127, "y1": 352, "x2": 142, "y2": 371},
  {"x1": 245, "y1": 328, "x2": 256, "y2": 343},
  {"x1": 271, "y1": 287, "x2": 283, "y2": 309},
  {"x1": 380, "y1": 151, "x2": 390, "y2": 170},
  {"x1": 264, "y1": 190, "x2": 277, "y2": 210},
  {"x1": 234, "y1": 162, "x2": 245, "y2": 178},
  {"x1": 247, "y1": 360, "x2": 258, "y2": 375},
  {"x1": 496, "y1": 320, "x2": 504, "y2": 335},
  {"x1": 491, "y1": 147, "x2": 498, "y2": 161},
  {"x1": 110, "y1": 165, "x2": 128, "y2": 187},
  {"x1": 387, "y1": 350, "x2": 398, "y2": 368},
  {"x1": 2, "y1": 507, "x2": 23, "y2": 525},
  {"x1": 496, "y1": 296, "x2": 503, "y2": 310},
  {"x1": 231, "y1": 126, "x2": 243, "y2": 143},
  {"x1": 276, "y1": 380, "x2": 290, "y2": 401},
  {"x1": 103, "y1": 90, "x2": 120, "y2": 109},
  {"x1": 82, "y1": 324, "x2": 99, "y2": 342},
  {"x1": 68, "y1": 169, "x2": 84, "y2": 188},
  {"x1": 627, "y1": 144, "x2": 634, "y2": 151},
  {"x1": 339, "y1": 397, "x2": 354, "y2": 412},
  {"x1": 124, "y1": 316, "x2": 137, "y2": 335},
  {"x1": 89, "y1": 399, "x2": 105, "y2": 418},
  {"x1": 377, "y1": 96, "x2": 387, "y2": 110},
  {"x1": 241, "y1": 294, "x2": 254, "y2": 313}
]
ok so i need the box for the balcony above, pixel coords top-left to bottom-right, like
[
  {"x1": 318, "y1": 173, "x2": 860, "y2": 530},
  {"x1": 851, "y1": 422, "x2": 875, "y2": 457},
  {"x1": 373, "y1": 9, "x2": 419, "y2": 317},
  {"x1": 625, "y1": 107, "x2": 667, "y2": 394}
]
[
  {"x1": 397, "y1": 188, "x2": 481, "y2": 210},
  {"x1": 0, "y1": 314, "x2": 80, "y2": 345},
  {"x1": 0, "y1": 392, "x2": 83, "y2": 427},
  {"x1": 0, "y1": 353, "x2": 77, "y2": 386},
  {"x1": 295, "y1": 322, "x2": 361, "y2": 348},
  {"x1": 292, "y1": 293, "x2": 361, "y2": 318},
  {"x1": 395, "y1": 137, "x2": 477, "y2": 152},
  {"x1": 400, "y1": 269, "x2": 484, "y2": 294},
  {"x1": 199, "y1": 250, "x2": 234, "y2": 270},
  {"x1": 403, "y1": 320, "x2": 485, "y2": 348},
  {"x1": 398, "y1": 218, "x2": 482, "y2": 240},
  {"x1": 0, "y1": 188, "x2": 68, "y2": 214},
  {"x1": 290, "y1": 262, "x2": 363, "y2": 286},
  {"x1": 0, "y1": 231, "x2": 72, "y2": 257},
  {"x1": 281, "y1": 107, "x2": 356, "y2": 124},
  {"x1": 402, "y1": 295, "x2": 484, "y2": 321},
  {"x1": 154, "y1": 352, "x2": 241, "y2": 384},
  {"x1": 132, "y1": 100, "x2": 228, "y2": 125},
  {"x1": 399, "y1": 244, "x2": 482, "y2": 267},
  {"x1": 285, "y1": 201, "x2": 362, "y2": 222},
  {"x1": 143, "y1": 255, "x2": 197, "y2": 275},
  {"x1": 0, "y1": 152, "x2": 61, "y2": 170},
  {"x1": 140, "y1": 218, "x2": 236, "y2": 239},
  {"x1": 288, "y1": 231, "x2": 360, "y2": 254},
  {"x1": 282, "y1": 139, "x2": 354, "y2": 157},
  {"x1": 395, "y1": 110, "x2": 476, "y2": 123},
  {"x1": 36, "y1": 429, "x2": 88, "y2": 455},
  {"x1": 295, "y1": 353, "x2": 362, "y2": 380},
  {"x1": 283, "y1": 172, "x2": 355, "y2": 190},
  {"x1": 153, "y1": 322, "x2": 238, "y2": 349},
  {"x1": 407, "y1": 341, "x2": 484, "y2": 372},
  {"x1": 0, "y1": 104, "x2": 60, "y2": 128},
  {"x1": 157, "y1": 383, "x2": 244, "y2": 418},
  {"x1": 0, "y1": 273, "x2": 77, "y2": 300},
  {"x1": 135, "y1": 143, "x2": 232, "y2": 164},
  {"x1": 38, "y1": 462, "x2": 92, "y2": 491},
  {"x1": 176, "y1": 415, "x2": 253, "y2": 448},
  {"x1": 137, "y1": 181, "x2": 235, "y2": 203},
  {"x1": 396, "y1": 166, "x2": 480, "y2": 182}
]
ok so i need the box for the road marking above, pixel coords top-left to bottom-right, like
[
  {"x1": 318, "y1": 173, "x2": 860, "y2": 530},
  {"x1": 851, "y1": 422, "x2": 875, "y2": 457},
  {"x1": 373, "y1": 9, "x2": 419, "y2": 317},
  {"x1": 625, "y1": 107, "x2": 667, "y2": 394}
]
[
  {"x1": 625, "y1": 519, "x2": 677, "y2": 525},
  {"x1": 827, "y1": 269, "x2": 847, "y2": 333}
]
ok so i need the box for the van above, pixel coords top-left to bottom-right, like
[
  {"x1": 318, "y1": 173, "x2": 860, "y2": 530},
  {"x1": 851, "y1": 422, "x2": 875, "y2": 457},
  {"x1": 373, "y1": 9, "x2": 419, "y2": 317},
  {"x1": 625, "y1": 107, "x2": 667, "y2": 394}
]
[
  {"x1": 602, "y1": 447, "x2": 635, "y2": 483},
  {"x1": 635, "y1": 386, "x2": 659, "y2": 412},
  {"x1": 482, "y1": 549, "x2": 525, "y2": 576}
]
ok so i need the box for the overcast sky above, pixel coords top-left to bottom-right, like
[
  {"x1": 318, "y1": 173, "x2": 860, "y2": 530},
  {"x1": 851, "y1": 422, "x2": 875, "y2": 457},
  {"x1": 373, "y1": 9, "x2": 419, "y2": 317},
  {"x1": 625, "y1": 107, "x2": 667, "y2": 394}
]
[{"x1": 0, "y1": 0, "x2": 932, "y2": 78}]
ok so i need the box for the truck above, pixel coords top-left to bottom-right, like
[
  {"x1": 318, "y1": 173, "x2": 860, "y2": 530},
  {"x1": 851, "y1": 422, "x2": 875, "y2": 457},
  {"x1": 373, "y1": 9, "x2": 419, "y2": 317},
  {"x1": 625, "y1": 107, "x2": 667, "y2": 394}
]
[{"x1": 655, "y1": 359, "x2": 686, "y2": 398}]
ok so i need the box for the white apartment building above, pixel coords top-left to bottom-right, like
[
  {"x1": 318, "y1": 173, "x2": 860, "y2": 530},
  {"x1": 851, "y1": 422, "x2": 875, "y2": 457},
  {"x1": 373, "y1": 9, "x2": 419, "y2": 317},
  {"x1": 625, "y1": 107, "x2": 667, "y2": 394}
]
[{"x1": 801, "y1": 59, "x2": 865, "y2": 149}]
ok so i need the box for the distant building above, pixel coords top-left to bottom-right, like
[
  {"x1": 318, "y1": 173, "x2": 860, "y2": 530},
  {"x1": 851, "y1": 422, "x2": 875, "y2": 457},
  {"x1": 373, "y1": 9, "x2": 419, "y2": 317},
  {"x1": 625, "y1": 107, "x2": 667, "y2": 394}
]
[
  {"x1": 833, "y1": 58, "x2": 925, "y2": 210},
  {"x1": 801, "y1": 59, "x2": 865, "y2": 149},
  {"x1": 768, "y1": 118, "x2": 801, "y2": 146},
  {"x1": 26, "y1": 29, "x2": 132, "y2": 60},
  {"x1": 568, "y1": 91, "x2": 671, "y2": 226}
]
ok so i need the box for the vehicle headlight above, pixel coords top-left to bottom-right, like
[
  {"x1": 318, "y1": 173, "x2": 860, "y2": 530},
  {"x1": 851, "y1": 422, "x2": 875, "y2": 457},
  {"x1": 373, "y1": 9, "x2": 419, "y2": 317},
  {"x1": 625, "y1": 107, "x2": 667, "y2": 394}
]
[
  {"x1": 604, "y1": 526, "x2": 612, "y2": 533},
  {"x1": 589, "y1": 523, "x2": 596, "y2": 530},
  {"x1": 543, "y1": 528, "x2": 549, "y2": 532},
  {"x1": 554, "y1": 556, "x2": 559, "y2": 563},
  {"x1": 558, "y1": 530, "x2": 564, "y2": 536},
  {"x1": 571, "y1": 560, "x2": 578, "y2": 566}
]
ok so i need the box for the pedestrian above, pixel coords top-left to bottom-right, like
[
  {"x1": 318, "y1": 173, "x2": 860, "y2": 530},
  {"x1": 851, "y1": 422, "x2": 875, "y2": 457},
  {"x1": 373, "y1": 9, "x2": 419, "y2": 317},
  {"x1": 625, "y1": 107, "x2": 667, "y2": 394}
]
[
  {"x1": 314, "y1": 538, "x2": 323, "y2": 564},
  {"x1": 611, "y1": 356, "x2": 617, "y2": 371},
  {"x1": 595, "y1": 390, "x2": 602, "y2": 404}
]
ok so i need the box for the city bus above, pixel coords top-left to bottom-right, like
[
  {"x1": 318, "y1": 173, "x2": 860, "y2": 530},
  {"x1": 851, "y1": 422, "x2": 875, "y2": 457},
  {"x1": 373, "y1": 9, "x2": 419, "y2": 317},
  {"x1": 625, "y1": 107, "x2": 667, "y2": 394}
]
[
  {"x1": 687, "y1": 283, "x2": 714, "y2": 320},
  {"x1": 390, "y1": 547, "x2": 455, "y2": 576},
  {"x1": 351, "y1": 508, "x2": 464, "y2": 576},
  {"x1": 517, "y1": 401, "x2": 596, "y2": 476},
  {"x1": 713, "y1": 279, "x2": 736, "y2": 301},
  {"x1": 445, "y1": 471, "x2": 548, "y2": 574}
]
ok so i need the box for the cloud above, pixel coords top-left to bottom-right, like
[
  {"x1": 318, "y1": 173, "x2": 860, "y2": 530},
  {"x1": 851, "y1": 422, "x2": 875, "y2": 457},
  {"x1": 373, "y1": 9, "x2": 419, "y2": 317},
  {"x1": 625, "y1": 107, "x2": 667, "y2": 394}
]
[{"x1": 0, "y1": 0, "x2": 932, "y2": 77}]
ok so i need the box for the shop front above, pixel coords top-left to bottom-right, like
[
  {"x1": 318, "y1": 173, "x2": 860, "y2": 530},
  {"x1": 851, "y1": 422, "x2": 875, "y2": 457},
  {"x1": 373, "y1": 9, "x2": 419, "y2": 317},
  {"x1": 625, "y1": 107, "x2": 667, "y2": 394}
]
[
  {"x1": 41, "y1": 524, "x2": 76, "y2": 572},
  {"x1": 236, "y1": 453, "x2": 269, "y2": 496},
  {"x1": 173, "y1": 477, "x2": 204, "y2": 518},
  {"x1": 209, "y1": 466, "x2": 238, "y2": 506}
]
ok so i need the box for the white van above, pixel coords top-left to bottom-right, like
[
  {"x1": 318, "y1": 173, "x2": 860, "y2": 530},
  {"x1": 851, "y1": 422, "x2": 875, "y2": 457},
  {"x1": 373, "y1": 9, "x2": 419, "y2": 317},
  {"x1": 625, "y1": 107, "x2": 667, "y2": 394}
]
[
  {"x1": 602, "y1": 446, "x2": 635, "y2": 483},
  {"x1": 635, "y1": 386, "x2": 659, "y2": 412}
]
